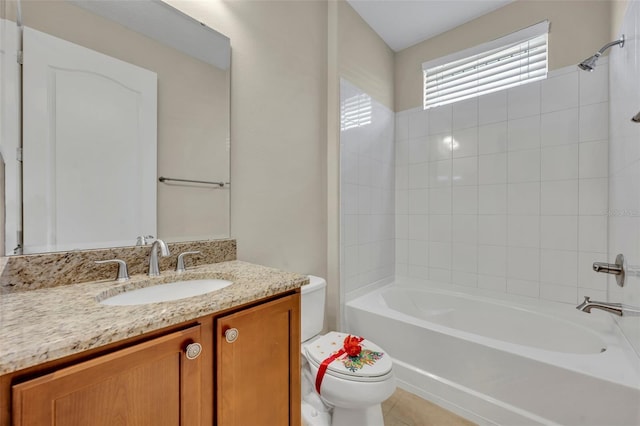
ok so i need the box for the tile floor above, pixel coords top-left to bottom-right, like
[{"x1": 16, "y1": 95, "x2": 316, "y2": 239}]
[{"x1": 382, "y1": 388, "x2": 477, "y2": 426}]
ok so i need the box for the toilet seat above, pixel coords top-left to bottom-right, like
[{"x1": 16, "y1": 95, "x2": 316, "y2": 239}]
[{"x1": 304, "y1": 331, "x2": 393, "y2": 383}]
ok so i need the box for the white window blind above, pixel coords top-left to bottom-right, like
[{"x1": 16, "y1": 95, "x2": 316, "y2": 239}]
[{"x1": 423, "y1": 21, "x2": 549, "y2": 110}]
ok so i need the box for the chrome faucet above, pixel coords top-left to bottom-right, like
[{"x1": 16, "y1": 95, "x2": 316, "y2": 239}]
[
  {"x1": 576, "y1": 296, "x2": 623, "y2": 316},
  {"x1": 148, "y1": 239, "x2": 170, "y2": 276},
  {"x1": 576, "y1": 296, "x2": 640, "y2": 317}
]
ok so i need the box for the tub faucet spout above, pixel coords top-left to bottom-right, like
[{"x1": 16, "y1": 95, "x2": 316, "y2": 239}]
[{"x1": 576, "y1": 296, "x2": 623, "y2": 316}]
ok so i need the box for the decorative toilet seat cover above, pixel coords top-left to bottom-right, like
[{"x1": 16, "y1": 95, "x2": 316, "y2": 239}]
[{"x1": 304, "y1": 331, "x2": 392, "y2": 379}]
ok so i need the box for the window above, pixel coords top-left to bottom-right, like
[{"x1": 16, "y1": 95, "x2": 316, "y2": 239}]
[{"x1": 423, "y1": 21, "x2": 549, "y2": 110}]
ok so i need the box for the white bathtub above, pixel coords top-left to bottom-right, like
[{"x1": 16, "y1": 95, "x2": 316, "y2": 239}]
[{"x1": 345, "y1": 279, "x2": 640, "y2": 426}]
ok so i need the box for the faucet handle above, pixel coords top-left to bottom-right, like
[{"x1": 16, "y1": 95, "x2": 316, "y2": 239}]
[
  {"x1": 176, "y1": 251, "x2": 201, "y2": 273},
  {"x1": 95, "y1": 259, "x2": 129, "y2": 282}
]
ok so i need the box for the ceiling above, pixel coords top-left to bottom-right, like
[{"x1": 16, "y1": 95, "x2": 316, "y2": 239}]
[{"x1": 346, "y1": 0, "x2": 517, "y2": 52}]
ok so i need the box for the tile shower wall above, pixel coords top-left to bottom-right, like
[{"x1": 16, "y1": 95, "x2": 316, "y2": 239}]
[
  {"x1": 609, "y1": 0, "x2": 640, "y2": 356},
  {"x1": 340, "y1": 79, "x2": 395, "y2": 299},
  {"x1": 395, "y1": 64, "x2": 609, "y2": 304}
]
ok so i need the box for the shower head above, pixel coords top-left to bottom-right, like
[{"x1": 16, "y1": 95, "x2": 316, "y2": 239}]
[
  {"x1": 578, "y1": 35, "x2": 625, "y2": 72},
  {"x1": 578, "y1": 54, "x2": 600, "y2": 72}
]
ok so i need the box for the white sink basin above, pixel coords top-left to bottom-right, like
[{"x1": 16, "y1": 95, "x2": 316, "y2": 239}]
[{"x1": 100, "y1": 279, "x2": 232, "y2": 306}]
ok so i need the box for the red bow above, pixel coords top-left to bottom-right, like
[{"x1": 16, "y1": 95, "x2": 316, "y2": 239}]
[{"x1": 315, "y1": 335, "x2": 365, "y2": 394}]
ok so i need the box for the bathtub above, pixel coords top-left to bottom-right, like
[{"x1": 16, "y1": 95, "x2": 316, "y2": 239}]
[{"x1": 345, "y1": 279, "x2": 640, "y2": 425}]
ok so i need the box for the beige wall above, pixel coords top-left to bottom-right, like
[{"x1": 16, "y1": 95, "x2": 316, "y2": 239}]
[
  {"x1": 337, "y1": 0, "x2": 394, "y2": 110},
  {"x1": 169, "y1": 0, "x2": 329, "y2": 282},
  {"x1": 329, "y1": 0, "x2": 394, "y2": 328},
  {"x1": 611, "y1": 0, "x2": 629, "y2": 39},
  {"x1": 395, "y1": 0, "x2": 613, "y2": 112},
  {"x1": 11, "y1": 0, "x2": 230, "y2": 244}
]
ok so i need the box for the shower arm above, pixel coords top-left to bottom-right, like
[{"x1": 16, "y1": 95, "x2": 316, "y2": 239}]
[{"x1": 597, "y1": 35, "x2": 625, "y2": 55}]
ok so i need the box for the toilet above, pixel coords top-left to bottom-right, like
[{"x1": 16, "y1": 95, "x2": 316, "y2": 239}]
[{"x1": 300, "y1": 276, "x2": 396, "y2": 426}]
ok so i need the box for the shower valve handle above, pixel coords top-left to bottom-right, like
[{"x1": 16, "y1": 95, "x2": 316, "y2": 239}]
[{"x1": 592, "y1": 254, "x2": 625, "y2": 287}]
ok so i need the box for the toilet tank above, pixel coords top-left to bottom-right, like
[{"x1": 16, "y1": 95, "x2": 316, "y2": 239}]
[{"x1": 301, "y1": 276, "x2": 326, "y2": 342}]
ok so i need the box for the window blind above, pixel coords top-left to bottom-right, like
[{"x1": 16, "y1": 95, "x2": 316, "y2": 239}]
[{"x1": 423, "y1": 21, "x2": 549, "y2": 110}]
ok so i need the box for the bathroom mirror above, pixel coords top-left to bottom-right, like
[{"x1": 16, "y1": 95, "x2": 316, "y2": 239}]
[{"x1": 0, "y1": 0, "x2": 230, "y2": 255}]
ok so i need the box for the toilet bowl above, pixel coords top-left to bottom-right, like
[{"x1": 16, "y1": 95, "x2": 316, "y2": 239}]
[{"x1": 301, "y1": 276, "x2": 396, "y2": 426}]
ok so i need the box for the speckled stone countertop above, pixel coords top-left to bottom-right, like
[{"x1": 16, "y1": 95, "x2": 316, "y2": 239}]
[{"x1": 0, "y1": 260, "x2": 308, "y2": 375}]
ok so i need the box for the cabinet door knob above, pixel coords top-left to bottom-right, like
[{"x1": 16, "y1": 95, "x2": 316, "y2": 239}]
[
  {"x1": 185, "y1": 342, "x2": 202, "y2": 360},
  {"x1": 225, "y1": 328, "x2": 239, "y2": 343}
]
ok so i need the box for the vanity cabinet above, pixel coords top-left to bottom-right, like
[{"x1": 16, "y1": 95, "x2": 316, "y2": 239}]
[
  {"x1": 3, "y1": 291, "x2": 300, "y2": 426},
  {"x1": 11, "y1": 325, "x2": 203, "y2": 426},
  {"x1": 217, "y1": 294, "x2": 300, "y2": 425}
]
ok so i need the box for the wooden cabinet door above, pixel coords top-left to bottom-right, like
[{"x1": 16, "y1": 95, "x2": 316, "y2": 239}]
[
  {"x1": 217, "y1": 294, "x2": 300, "y2": 426},
  {"x1": 12, "y1": 325, "x2": 202, "y2": 426}
]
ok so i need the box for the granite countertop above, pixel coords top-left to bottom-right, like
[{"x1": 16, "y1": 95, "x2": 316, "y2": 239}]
[{"x1": 0, "y1": 260, "x2": 308, "y2": 375}]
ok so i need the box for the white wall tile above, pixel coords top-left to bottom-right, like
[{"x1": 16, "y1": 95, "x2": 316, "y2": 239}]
[
  {"x1": 579, "y1": 140, "x2": 608, "y2": 178},
  {"x1": 408, "y1": 214, "x2": 429, "y2": 241},
  {"x1": 408, "y1": 138, "x2": 429, "y2": 164},
  {"x1": 396, "y1": 214, "x2": 408, "y2": 240},
  {"x1": 408, "y1": 189, "x2": 429, "y2": 214},
  {"x1": 578, "y1": 178, "x2": 608, "y2": 215},
  {"x1": 479, "y1": 122, "x2": 508, "y2": 155},
  {"x1": 479, "y1": 184, "x2": 507, "y2": 214},
  {"x1": 343, "y1": 214, "x2": 358, "y2": 246},
  {"x1": 429, "y1": 242, "x2": 451, "y2": 269},
  {"x1": 396, "y1": 189, "x2": 408, "y2": 215},
  {"x1": 451, "y1": 271, "x2": 478, "y2": 287},
  {"x1": 507, "y1": 182, "x2": 540, "y2": 215},
  {"x1": 578, "y1": 216, "x2": 607, "y2": 252},
  {"x1": 429, "y1": 133, "x2": 453, "y2": 161},
  {"x1": 579, "y1": 64, "x2": 608, "y2": 106},
  {"x1": 452, "y1": 244, "x2": 478, "y2": 272},
  {"x1": 508, "y1": 81, "x2": 541, "y2": 119},
  {"x1": 479, "y1": 90, "x2": 508, "y2": 124},
  {"x1": 508, "y1": 150, "x2": 540, "y2": 183},
  {"x1": 507, "y1": 279, "x2": 540, "y2": 298},
  {"x1": 396, "y1": 165, "x2": 409, "y2": 190},
  {"x1": 409, "y1": 162, "x2": 429, "y2": 189},
  {"x1": 541, "y1": 144, "x2": 579, "y2": 181},
  {"x1": 478, "y1": 274, "x2": 507, "y2": 292},
  {"x1": 395, "y1": 112, "x2": 409, "y2": 141},
  {"x1": 479, "y1": 153, "x2": 507, "y2": 184},
  {"x1": 478, "y1": 245, "x2": 507, "y2": 276},
  {"x1": 540, "y1": 216, "x2": 578, "y2": 250},
  {"x1": 429, "y1": 268, "x2": 451, "y2": 283},
  {"x1": 540, "y1": 108, "x2": 579, "y2": 147},
  {"x1": 452, "y1": 127, "x2": 478, "y2": 158},
  {"x1": 407, "y1": 240, "x2": 429, "y2": 267},
  {"x1": 478, "y1": 215, "x2": 507, "y2": 245},
  {"x1": 507, "y1": 247, "x2": 540, "y2": 281},
  {"x1": 541, "y1": 71, "x2": 579, "y2": 113},
  {"x1": 452, "y1": 98, "x2": 479, "y2": 130},
  {"x1": 452, "y1": 157, "x2": 478, "y2": 186},
  {"x1": 452, "y1": 215, "x2": 478, "y2": 244},
  {"x1": 429, "y1": 214, "x2": 451, "y2": 242},
  {"x1": 540, "y1": 283, "x2": 577, "y2": 303},
  {"x1": 428, "y1": 104, "x2": 452, "y2": 135},
  {"x1": 408, "y1": 109, "x2": 428, "y2": 139},
  {"x1": 579, "y1": 102, "x2": 609, "y2": 142},
  {"x1": 540, "y1": 249, "x2": 578, "y2": 286},
  {"x1": 540, "y1": 180, "x2": 579, "y2": 215},
  {"x1": 452, "y1": 186, "x2": 478, "y2": 215},
  {"x1": 407, "y1": 265, "x2": 429, "y2": 279},
  {"x1": 395, "y1": 140, "x2": 409, "y2": 166},
  {"x1": 508, "y1": 216, "x2": 540, "y2": 248},
  {"x1": 578, "y1": 251, "x2": 608, "y2": 291},
  {"x1": 428, "y1": 187, "x2": 451, "y2": 215},
  {"x1": 508, "y1": 116, "x2": 540, "y2": 151}
]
